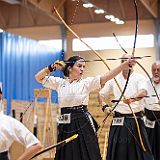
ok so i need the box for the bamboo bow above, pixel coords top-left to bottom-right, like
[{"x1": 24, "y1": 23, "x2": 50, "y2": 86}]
[
  {"x1": 53, "y1": 1, "x2": 146, "y2": 151},
  {"x1": 30, "y1": 134, "x2": 78, "y2": 159}
]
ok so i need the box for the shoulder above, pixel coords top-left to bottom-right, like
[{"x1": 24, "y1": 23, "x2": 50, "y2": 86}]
[
  {"x1": 133, "y1": 72, "x2": 147, "y2": 80},
  {"x1": 1, "y1": 113, "x2": 12, "y2": 121},
  {"x1": 1, "y1": 114, "x2": 26, "y2": 128},
  {"x1": 83, "y1": 75, "x2": 101, "y2": 86},
  {"x1": 0, "y1": 114, "x2": 18, "y2": 129},
  {"x1": 45, "y1": 76, "x2": 66, "y2": 87},
  {"x1": 84, "y1": 75, "x2": 101, "y2": 81},
  {"x1": 49, "y1": 76, "x2": 64, "y2": 82},
  {"x1": 4, "y1": 114, "x2": 22, "y2": 126}
]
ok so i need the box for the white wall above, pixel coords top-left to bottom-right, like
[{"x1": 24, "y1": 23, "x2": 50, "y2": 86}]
[
  {"x1": 7, "y1": 19, "x2": 156, "y2": 77},
  {"x1": 66, "y1": 20, "x2": 156, "y2": 77}
]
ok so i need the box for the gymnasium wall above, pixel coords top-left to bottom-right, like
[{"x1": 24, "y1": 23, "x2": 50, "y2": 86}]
[
  {"x1": 7, "y1": 19, "x2": 157, "y2": 79},
  {"x1": 0, "y1": 32, "x2": 64, "y2": 114}
]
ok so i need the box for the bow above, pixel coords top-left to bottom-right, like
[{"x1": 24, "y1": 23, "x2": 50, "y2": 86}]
[
  {"x1": 113, "y1": 25, "x2": 160, "y2": 127},
  {"x1": 112, "y1": 94, "x2": 158, "y2": 102},
  {"x1": 63, "y1": 56, "x2": 150, "y2": 63},
  {"x1": 53, "y1": 1, "x2": 146, "y2": 151},
  {"x1": 30, "y1": 134, "x2": 78, "y2": 159},
  {"x1": 98, "y1": 0, "x2": 146, "y2": 152},
  {"x1": 108, "y1": 0, "x2": 147, "y2": 151}
]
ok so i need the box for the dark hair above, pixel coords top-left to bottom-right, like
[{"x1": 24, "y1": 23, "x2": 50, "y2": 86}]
[
  {"x1": 63, "y1": 56, "x2": 84, "y2": 77},
  {"x1": 0, "y1": 87, "x2": 2, "y2": 94}
]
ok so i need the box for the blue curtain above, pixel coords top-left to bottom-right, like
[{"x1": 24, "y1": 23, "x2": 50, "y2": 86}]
[{"x1": 0, "y1": 32, "x2": 64, "y2": 114}]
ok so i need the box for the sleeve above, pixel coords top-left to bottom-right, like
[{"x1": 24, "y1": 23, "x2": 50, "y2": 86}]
[
  {"x1": 99, "y1": 80, "x2": 113, "y2": 99},
  {"x1": 11, "y1": 118, "x2": 40, "y2": 148},
  {"x1": 0, "y1": 81, "x2": 2, "y2": 93},
  {"x1": 84, "y1": 75, "x2": 101, "y2": 92},
  {"x1": 0, "y1": 101, "x2": 4, "y2": 113},
  {"x1": 137, "y1": 74, "x2": 148, "y2": 91},
  {"x1": 145, "y1": 79, "x2": 158, "y2": 105},
  {"x1": 42, "y1": 76, "x2": 64, "y2": 90}
]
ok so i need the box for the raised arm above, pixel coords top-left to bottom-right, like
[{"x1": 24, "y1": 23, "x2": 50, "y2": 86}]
[
  {"x1": 100, "y1": 58, "x2": 136, "y2": 86},
  {"x1": 35, "y1": 60, "x2": 65, "y2": 83}
]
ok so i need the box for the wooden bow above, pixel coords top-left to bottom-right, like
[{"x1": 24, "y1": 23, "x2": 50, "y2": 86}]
[
  {"x1": 30, "y1": 134, "x2": 78, "y2": 159},
  {"x1": 53, "y1": 2, "x2": 146, "y2": 151}
]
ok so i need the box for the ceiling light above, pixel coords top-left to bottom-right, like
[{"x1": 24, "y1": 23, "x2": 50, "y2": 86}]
[
  {"x1": 0, "y1": 28, "x2": 3, "y2": 33},
  {"x1": 94, "y1": 9, "x2": 105, "y2": 14},
  {"x1": 105, "y1": 14, "x2": 125, "y2": 24},
  {"x1": 110, "y1": 17, "x2": 119, "y2": 22},
  {"x1": 105, "y1": 15, "x2": 111, "y2": 19},
  {"x1": 82, "y1": 0, "x2": 125, "y2": 24},
  {"x1": 105, "y1": 15, "x2": 115, "y2": 20},
  {"x1": 115, "y1": 20, "x2": 125, "y2": 24},
  {"x1": 83, "y1": 3, "x2": 93, "y2": 8}
]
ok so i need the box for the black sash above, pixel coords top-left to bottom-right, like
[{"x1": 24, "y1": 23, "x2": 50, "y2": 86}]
[
  {"x1": 145, "y1": 108, "x2": 160, "y2": 121},
  {"x1": 0, "y1": 151, "x2": 9, "y2": 160},
  {"x1": 114, "y1": 111, "x2": 143, "y2": 118}
]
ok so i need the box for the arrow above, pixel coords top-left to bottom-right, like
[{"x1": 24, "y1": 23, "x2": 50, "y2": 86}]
[
  {"x1": 63, "y1": 55, "x2": 151, "y2": 63},
  {"x1": 111, "y1": 95, "x2": 157, "y2": 103},
  {"x1": 30, "y1": 134, "x2": 78, "y2": 159}
]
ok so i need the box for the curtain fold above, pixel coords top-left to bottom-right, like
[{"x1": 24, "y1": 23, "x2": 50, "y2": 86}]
[{"x1": 0, "y1": 32, "x2": 64, "y2": 114}]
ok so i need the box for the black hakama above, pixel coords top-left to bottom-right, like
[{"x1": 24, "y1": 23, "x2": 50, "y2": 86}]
[
  {"x1": 54, "y1": 105, "x2": 102, "y2": 160},
  {"x1": 0, "y1": 151, "x2": 9, "y2": 160},
  {"x1": 106, "y1": 112, "x2": 154, "y2": 160},
  {"x1": 145, "y1": 108, "x2": 160, "y2": 160}
]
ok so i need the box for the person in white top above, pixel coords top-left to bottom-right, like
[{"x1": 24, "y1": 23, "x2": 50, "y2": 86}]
[
  {"x1": 0, "y1": 86, "x2": 42, "y2": 160},
  {"x1": 99, "y1": 54, "x2": 154, "y2": 160},
  {"x1": 145, "y1": 61, "x2": 160, "y2": 160},
  {"x1": 0, "y1": 82, "x2": 4, "y2": 113},
  {"x1": 35, "y1": 55, "x2": 136, "y2": 160}
]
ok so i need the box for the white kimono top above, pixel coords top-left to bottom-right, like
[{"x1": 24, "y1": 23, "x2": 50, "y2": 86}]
[
  {"x1": 42, "y1": 75, "x2": 101, "y2": 108},
  {"x1": 145, "y1": 79, "x2": 160, "y2": 111},
  {"x1": 0, "y1": 113, "x2": 40, "y2": 153},
  {"x1": 99, "y1": 72, "x2": 148, "y2": 114}
]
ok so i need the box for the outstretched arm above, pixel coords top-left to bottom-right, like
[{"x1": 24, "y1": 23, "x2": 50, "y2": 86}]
[{"x1": 100, "y1": 59, "x2": 136, "y2": 86}]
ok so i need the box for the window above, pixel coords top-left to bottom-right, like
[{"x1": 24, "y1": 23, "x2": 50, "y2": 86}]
[
  {"x1": 38, "y1": 39, "x2": 62, "y2": 50},
  {"x1": 0, "y1": 28, "x2": 3, "y2": 33},
  {"x1": 72, "y1": 34, "x2": 154, "y2": 51}
]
